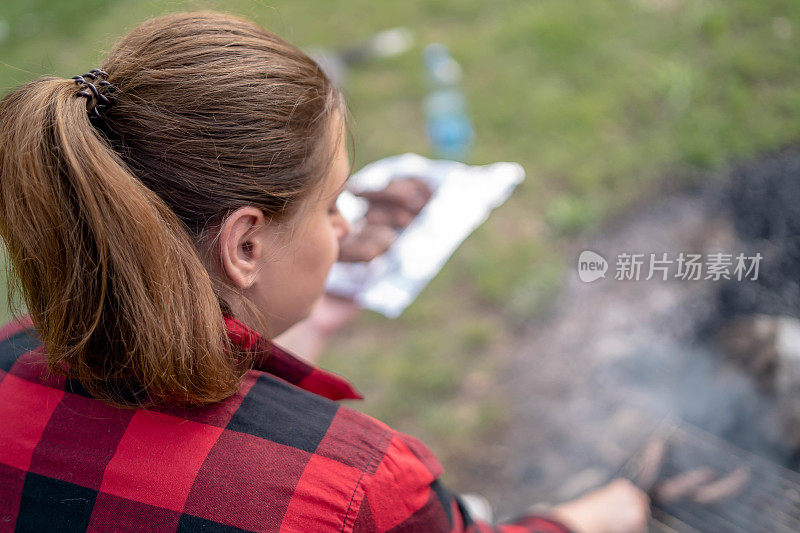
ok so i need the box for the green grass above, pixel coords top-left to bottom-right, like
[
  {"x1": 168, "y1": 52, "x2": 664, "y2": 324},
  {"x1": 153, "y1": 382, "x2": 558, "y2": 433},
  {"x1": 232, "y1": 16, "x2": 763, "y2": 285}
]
[{"x1": 2, "y1": 0, "x2": 800, "y2": 490}]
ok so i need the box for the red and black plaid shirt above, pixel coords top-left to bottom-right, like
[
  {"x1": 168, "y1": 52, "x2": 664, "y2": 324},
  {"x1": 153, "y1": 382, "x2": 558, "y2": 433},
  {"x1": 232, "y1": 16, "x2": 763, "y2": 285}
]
[{"x1": 0, "y1": 313, "x2": 571, "y2": 532}]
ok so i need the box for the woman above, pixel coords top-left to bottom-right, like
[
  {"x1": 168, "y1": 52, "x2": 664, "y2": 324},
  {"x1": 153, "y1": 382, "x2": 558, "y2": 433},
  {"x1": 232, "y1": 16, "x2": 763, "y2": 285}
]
[{"x1": 0, "y1": 11, "x2": 649, "y2": 532}]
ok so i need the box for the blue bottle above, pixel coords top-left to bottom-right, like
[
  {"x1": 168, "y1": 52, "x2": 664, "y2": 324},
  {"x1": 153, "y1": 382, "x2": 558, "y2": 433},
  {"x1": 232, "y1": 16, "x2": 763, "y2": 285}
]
[{"x1": 423, "y1": 44, "x2": 474, "y2": 162}]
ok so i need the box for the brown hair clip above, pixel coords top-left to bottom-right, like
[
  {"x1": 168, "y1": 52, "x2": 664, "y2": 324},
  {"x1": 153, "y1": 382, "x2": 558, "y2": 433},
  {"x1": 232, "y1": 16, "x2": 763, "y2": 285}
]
[{"x1": 72, "y1": 69, "x2": 117, "y2": 120}]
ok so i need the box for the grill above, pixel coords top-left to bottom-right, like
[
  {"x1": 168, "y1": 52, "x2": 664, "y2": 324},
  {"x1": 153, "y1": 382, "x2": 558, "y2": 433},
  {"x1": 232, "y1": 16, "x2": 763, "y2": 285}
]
[{"x1": 618, "y1": 419, "x2": 800, "y2": 532}]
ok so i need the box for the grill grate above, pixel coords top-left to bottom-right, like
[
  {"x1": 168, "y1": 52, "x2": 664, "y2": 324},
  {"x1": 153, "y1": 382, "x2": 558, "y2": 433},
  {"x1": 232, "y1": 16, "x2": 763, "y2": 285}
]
[{"x1": 619, "y1": 419, "x2": 800, "y2": 533}]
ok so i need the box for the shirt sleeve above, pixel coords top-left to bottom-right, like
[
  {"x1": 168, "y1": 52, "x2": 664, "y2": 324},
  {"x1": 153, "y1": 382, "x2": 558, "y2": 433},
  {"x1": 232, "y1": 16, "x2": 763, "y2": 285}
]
[{"x1": 350, "y1": 431, "x2": 573, "y2": 533}]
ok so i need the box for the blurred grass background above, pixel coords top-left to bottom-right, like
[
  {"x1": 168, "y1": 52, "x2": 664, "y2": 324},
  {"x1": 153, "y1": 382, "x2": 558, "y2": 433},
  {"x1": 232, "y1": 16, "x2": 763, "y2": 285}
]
[{"x1": 2, "y1": 0, "x2": 799, "y2": 490}]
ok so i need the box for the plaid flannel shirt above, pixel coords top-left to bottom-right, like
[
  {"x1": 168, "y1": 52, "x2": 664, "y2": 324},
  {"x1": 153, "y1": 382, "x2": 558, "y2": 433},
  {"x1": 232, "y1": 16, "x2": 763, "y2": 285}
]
[{"x1": 0, "y1": 313, "x2": 571, "y2": 533}]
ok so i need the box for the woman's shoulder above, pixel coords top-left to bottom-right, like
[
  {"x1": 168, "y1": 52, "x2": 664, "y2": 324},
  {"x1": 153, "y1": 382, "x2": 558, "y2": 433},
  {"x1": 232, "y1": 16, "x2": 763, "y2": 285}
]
[
  {"x1": 196, "y1": 369, "x2": 444, "y2": 482},
  {"x1": 216, "y1": 372, "x2": 445, "y2": 531},
  {"x1": 0, "y1": 317, "x2": 445, "y2": 532},
  {"x1": 150, "y1": 371, "x2": 445, "y2": 531},
  {"x1": 0, "y1": 314, "x2": 34, "y2": 339},
  {"x1": 0, "y1": 314, "x2": 43, "y2": 379}
]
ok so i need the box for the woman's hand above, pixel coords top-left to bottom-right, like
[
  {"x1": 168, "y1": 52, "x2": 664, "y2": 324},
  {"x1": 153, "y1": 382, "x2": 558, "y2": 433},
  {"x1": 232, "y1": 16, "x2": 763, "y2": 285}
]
[{"x1": 550, "y1": 479, "x2": 650, "y2": 533}]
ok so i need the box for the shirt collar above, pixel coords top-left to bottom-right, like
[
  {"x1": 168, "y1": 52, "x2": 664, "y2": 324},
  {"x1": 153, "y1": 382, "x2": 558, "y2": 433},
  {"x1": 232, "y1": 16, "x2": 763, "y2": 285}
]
[{"x1": 223, "y1": 314, "x2": 363, "y2": 401}]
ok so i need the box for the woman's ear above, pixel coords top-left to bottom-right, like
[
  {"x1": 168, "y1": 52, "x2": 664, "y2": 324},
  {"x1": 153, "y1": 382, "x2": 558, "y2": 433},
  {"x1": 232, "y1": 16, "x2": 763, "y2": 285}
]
[{"x1": 218, "y1": 207, "x2": 274, "y2": 289}]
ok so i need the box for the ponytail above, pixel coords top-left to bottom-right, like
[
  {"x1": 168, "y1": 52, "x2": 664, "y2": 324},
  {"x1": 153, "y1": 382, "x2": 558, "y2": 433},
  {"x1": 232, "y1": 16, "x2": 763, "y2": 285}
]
[{"x1": 0, "y1": 77, "x2": 250, "y2": 408}]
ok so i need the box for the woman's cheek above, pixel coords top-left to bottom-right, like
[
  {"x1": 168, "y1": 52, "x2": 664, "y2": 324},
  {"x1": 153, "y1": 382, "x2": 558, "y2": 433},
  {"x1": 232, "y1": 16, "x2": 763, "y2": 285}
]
[
  {"x1": 327, "y1": 228, "x2": 340, "y2": 268},
  {"x1": 326, "y1": 218, "x2": 341, "y2": 262}
]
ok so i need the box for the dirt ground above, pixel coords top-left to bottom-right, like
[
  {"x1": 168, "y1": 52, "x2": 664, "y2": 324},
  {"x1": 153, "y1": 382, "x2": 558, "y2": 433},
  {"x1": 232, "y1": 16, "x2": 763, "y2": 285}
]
[{"x1": 464, "y1": 180, "x2": 792, "y2": 521}]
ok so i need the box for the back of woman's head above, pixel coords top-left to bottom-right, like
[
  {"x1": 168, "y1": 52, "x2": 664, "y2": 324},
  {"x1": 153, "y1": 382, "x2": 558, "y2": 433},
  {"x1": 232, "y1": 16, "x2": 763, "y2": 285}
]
[{"x1": 0, "y1": 11, "x2": 345, "y2": 408}]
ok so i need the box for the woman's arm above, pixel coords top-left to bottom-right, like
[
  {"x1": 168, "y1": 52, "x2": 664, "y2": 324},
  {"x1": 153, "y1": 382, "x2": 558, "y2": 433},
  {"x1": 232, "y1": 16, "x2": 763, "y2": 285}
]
[
  {"x1": 274, "y1": 293, "x2": 361, "y2": 364},
  {"x1": 350, "y1": 430, "x2": 577, "y2": 533}
]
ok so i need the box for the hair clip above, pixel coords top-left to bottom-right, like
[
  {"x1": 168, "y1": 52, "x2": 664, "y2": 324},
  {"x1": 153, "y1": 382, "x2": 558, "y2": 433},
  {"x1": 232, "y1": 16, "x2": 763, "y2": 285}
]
[{"x1": 72, "y1": 69, "x2": 116, "y2": 121}]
